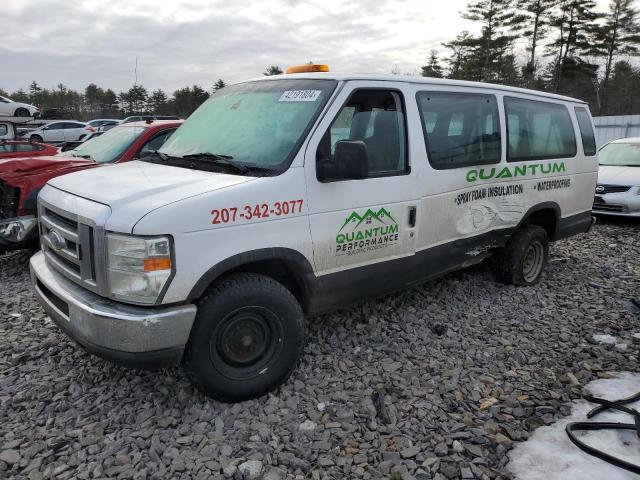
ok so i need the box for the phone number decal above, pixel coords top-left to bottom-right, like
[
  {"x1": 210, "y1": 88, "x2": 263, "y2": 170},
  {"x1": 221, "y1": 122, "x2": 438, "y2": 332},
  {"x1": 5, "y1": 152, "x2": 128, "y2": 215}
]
[{"x1": 211, "y1": 200, "x2": 304, "y2": 224}]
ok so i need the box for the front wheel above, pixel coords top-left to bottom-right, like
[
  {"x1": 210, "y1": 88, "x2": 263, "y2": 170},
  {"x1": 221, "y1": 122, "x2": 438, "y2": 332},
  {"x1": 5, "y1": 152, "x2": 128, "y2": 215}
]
[
  {"x1": 183, "y1": 273, "x2": 305, "y2": 402},
  {"x1": 14, "y1": 108, "x2": 30, "y2": 117},
  {"x1": 30, "y1": 134, "x2": 43, "y2": 143},
  {"x1": 491, "y1": 224, "x2": 549, "y2": 286}
]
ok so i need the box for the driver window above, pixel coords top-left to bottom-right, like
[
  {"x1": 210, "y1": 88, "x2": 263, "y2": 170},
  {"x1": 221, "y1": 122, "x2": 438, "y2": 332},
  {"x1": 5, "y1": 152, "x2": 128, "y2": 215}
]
[{"x1": 317, "y1": 89, "x2": 408, "y2": 177}]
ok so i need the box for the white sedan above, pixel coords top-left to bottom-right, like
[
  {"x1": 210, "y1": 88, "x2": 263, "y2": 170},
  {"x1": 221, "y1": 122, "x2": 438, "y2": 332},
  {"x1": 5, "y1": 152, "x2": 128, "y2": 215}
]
[
  {"x1": 593, "y1": 137, "x2": 640, "y2": 217},
  {"x1": 0, "y1": 95, "x2": 39, "y2": 117},
  {"x1": 25, "y1": 121, "x2": 94, "y2": 143}
]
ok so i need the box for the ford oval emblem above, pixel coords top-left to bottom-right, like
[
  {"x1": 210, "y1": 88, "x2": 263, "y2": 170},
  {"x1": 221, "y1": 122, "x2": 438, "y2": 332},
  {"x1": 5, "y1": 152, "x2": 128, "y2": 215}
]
[
  {"x1": 47, "y1": 230, "x2": 66, "y2": 251},
  {"x1": 595, "y1": 185, "x2": 605, "y2": 193}
]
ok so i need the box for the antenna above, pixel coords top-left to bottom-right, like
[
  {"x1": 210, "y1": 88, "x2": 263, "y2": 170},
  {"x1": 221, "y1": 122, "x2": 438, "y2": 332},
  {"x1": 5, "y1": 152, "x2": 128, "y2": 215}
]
[{"x1": 134, "y1": 55, "x2": 138, "y2": 86}]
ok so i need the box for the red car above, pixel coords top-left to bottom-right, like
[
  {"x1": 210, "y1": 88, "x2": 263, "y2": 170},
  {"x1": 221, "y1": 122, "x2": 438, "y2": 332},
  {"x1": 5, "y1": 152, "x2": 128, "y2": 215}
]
[
  {"x1": 0, "y1": 119, "x2": 183, "y2": 252},
  {"x1": 0, "y1": 140, "x2": 59, "y2": 159}
]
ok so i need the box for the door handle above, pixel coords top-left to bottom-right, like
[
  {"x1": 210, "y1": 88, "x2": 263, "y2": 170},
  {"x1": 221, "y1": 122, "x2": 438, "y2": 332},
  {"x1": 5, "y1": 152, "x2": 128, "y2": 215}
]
[{"x1": 408, "y1": 206, "x2": 417, "y2": 227}]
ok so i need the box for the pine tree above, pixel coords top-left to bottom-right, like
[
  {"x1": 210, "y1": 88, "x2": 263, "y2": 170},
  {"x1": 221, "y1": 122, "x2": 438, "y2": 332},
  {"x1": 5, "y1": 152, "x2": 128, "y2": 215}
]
[
  {"x1": 591, "y1": 0, "x2": 640, "y2": 114},
  {"x1": 263, "y1": 66, "x2": 283, "y2": 76},
  {"x1": 213, "y1": 79, "x2": 226, "y2": 91},
  {"x1": 547, "y1": 0, "x2": 599, "y2": 91},
  {"x1": 605, "y1": 60, "x2": 640, "y2": 114},
  {"x1": 148, "y1": 89, "x2": 169, "y2": 114},
  {"x1": 461, "y1": 0, "x2": 516, "y2": 82},
  {"x1": 509, "y1": 0, "x2": 558, "y2": 85},
  {"x1": 443, "y1": 31, "x2": 477, "y2": 80},
  {"x1": 421, "y1": 51, "x2": 444, "y2": 78},
  {"x1": 84, "y1": 83, "x2": 105, "y2": 113}
]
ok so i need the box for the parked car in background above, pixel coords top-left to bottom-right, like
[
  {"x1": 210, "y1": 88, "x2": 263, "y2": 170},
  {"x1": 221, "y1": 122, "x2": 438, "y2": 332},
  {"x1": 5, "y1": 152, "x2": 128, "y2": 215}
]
[
  {"x1": 593, "y1": 138, "x2": 640, "y2": 217},
  {"x1": 121, "y1": 115, "x2": 179, "y2": 124},
  {"x1": 87, "y1": 119, "x2": 120, "y2": 131},
  {"x1": 0, "y1": 141, "x2": 59, "y2": 159},
  {"x1": 0, "y1": 95, "x2": 39, "y2": 117},
  {"x1": 23, "y1": 121, "x2": 93, "y2": 143},
  {"x1": 59, "y1": 131, "x2": 105, "y2": 152},
  {"x1": 0, "y1": 119, "x2": 182, "y2": 253},
  {"x1": 0, "y1": 119, "x2": 59, "y2": 159}
]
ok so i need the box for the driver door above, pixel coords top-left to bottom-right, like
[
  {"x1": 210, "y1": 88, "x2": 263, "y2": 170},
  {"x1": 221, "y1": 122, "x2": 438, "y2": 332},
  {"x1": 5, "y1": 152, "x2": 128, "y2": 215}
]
[{"x1": 304, "y1": 82, "x2": 419, "y2": 276}]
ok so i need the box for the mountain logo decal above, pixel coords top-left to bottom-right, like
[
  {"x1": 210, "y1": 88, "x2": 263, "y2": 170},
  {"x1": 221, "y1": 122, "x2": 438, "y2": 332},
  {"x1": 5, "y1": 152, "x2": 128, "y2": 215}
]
[{"x1": 335, "y1": 207, "x2": 400, "y2": 256}]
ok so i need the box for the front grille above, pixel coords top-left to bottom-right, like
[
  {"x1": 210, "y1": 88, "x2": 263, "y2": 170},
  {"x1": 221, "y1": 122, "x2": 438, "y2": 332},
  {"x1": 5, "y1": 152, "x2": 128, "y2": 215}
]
[
  {"x1": 0, "y1": 181, "x2": 20, "y2": 220},
  {"x1": 596, "y1": 184, "x2": 631, "y2": 194},
  {"x1": 593, "y1": 202, "x2": 625, "y2": 213},
  {"x1": 39, "y1": 203, "x2": 101, "y2": 293},
  {"x1": 37, "y1": 187, "x2": 110, "y2": 297}
]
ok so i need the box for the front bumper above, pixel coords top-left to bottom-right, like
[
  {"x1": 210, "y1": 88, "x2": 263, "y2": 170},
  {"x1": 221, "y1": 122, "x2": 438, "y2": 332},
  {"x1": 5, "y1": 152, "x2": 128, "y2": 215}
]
[
  {"x1": 592, "y1": 191, "x2": 640, "y2": 217},
  {"x1": 30, "y1": 251, "x2": 197, "y2": 369},
  {"x1": 0, "y1": 215, "x2": 38, "y2": 250}
]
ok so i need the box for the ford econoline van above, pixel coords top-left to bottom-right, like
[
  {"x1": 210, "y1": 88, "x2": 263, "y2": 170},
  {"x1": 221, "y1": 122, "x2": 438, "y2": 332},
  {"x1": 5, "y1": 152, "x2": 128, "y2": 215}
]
[{"x1": 30, "y1": 65, "x2": 597, "y2": 401}]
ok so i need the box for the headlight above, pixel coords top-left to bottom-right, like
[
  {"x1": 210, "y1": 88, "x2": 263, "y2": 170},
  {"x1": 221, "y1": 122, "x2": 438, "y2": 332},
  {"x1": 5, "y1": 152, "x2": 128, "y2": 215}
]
[{"x1": 106, "y1": 233, "x2": 173, "y2": 305}]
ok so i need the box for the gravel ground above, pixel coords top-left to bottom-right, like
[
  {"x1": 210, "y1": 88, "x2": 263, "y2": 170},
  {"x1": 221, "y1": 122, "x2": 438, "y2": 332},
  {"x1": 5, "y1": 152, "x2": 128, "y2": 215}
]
[{"x1": 1, "y1": 219, "x2": 639, "y2": 480}]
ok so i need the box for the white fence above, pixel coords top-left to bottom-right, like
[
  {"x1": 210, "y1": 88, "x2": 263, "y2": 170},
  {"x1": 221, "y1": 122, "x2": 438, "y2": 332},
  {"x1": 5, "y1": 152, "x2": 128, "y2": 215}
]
[{"x1": 593, "y1": 115, "x2": 640, "y2": 147}]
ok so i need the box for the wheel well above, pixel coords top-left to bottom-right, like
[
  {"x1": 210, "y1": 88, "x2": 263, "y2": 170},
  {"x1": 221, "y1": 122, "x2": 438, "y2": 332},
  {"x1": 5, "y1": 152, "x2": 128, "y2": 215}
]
[
  {"x1": 220, "y1": 259, "x2": 309, "y2": 309},
  {"x1": 524, "y1": 208, "x2": 557, "y2": 239}
]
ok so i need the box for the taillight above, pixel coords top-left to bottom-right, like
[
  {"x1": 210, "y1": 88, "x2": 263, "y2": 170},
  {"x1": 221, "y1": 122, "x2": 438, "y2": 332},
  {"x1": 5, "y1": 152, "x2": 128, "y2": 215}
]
[{"x1": 86, "y1": 127, "x2": 95, "y2": 132}]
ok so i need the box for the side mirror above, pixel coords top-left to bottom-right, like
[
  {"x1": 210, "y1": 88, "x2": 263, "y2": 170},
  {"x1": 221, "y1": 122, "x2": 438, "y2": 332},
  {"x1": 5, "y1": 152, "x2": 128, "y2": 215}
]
[
  {"x1": 317, "y1": 140, "x2": 369, "y2": 182},
  {"x1": 137, "y1": 149, "x2": 152, "y2": 159}
]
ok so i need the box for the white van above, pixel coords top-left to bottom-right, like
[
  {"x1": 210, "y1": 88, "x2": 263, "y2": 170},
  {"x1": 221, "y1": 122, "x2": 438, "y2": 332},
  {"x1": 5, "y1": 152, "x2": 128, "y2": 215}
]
[{"x1": 30, "y1": 65, "x2": 598, "y2": 401}]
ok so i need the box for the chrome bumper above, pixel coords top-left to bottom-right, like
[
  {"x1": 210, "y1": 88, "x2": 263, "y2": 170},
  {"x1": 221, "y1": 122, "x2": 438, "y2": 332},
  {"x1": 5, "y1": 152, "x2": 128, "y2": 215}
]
[{"x1": 30, "y1": 251, "x2": 197, "y2": 368}]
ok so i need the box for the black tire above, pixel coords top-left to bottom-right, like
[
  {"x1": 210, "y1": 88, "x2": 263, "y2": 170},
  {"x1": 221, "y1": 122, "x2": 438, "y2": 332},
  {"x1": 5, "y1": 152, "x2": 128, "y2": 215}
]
[
  {"x1": 491, "y1": 224, "x2": 549, "y2": 286},
  {"x1": 14, "y1": 108, "x2": 30, "y2": 117},
  {"x1": 183, "y1": 273, "x2": 305, "y2": 402},
  {"x1": 30, "y1": 134, "x2": 43, "y2": 143}
]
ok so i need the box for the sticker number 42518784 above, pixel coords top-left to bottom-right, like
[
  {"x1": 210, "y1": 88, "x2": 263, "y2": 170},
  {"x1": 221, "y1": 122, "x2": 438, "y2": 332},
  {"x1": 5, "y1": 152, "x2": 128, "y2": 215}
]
[{"x1": 211, "y1": 200, "x2": 304, "y2": 224}]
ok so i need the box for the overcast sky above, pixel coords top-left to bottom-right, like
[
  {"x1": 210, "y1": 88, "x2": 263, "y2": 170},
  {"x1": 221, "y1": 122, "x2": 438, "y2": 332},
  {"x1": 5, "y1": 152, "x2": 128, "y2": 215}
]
[{"x1": 2, "y1": 0, "x2": 612, "y2": 94}]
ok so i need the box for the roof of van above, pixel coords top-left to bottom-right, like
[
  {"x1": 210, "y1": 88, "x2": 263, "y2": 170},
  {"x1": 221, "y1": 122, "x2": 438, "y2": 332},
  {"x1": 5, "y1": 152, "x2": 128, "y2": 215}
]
[{"x1": 244, "y1": 73, "x2": 587, "y2": 105}]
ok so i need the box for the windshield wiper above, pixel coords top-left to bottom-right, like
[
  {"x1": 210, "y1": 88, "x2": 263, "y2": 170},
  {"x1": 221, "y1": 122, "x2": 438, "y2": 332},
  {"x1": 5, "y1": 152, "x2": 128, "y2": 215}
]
[
  {"x1": 183, "y1": 152, "x2": 234, "y2": 160},
  {"x1": 181, "y1": 153, "x2": 249, "y2": 173},
  {"x1": 71, "y1": 153, "x2": 94, "y2": 160},
  {"x1": 141, "y1": 151, "x2": 274, "y2": 175}
]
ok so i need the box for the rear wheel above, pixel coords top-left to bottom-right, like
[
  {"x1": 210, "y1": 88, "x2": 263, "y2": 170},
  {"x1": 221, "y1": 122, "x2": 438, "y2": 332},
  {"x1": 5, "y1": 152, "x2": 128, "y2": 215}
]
[
  {"x1": 183, "y1": 273, "x2": 305, "y2": 402},
  {"x1": 30, "y1": 134, "x2": 43, "y2": 143},
  {"x1": 491, "y1": 224, "x2": 549, "y2": 286},
  {"x1": 14, "y1": 108, "x2": 30, "y2": 117}
]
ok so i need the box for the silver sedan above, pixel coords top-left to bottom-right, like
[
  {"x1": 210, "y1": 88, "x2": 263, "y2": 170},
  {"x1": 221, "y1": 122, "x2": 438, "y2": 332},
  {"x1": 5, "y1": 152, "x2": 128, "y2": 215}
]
[{"x1": 593, "y1": 138, "x2": 640, "y2": 217}]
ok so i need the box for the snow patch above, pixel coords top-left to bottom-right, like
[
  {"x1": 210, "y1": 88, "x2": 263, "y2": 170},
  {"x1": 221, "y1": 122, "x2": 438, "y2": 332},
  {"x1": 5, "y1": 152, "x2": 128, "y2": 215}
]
[
  {"x1": 508, "y1": 372, "x2": 640, "y2": 480},
  {"x1": 633, "y1": 333, "x2": 640, "y2": 340},
  {"x1": 593, "y1": 334, "x2": 618, "y2": 345}
]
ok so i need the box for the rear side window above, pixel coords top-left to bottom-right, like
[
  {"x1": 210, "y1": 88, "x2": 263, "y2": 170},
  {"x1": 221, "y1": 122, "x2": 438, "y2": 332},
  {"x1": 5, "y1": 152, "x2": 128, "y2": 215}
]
[
  {"x1": 416, "y1": 91, "x2": 501, "y2": 170},
  {"x1": 574, "y1": 107, "x2": 596, "y2": 156},
  {"x1": 505, "y1": 97, "x2": 576, "y2": 162}
]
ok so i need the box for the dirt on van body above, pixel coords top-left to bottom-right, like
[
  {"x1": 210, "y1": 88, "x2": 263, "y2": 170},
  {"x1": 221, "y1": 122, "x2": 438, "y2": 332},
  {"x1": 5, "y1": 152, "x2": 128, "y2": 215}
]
[{"x1": 1, "y1": 219, "x2": 639, "y2": 480}]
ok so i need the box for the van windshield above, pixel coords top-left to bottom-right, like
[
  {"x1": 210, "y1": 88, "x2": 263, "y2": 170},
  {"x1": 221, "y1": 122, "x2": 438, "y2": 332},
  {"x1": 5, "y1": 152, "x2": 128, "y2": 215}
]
[
  {"x1": 599, "y1": 142, "x2": 640, "y2": 167},
  {"x1": 159, "y1": 79, "x2": 337, "y2": 174},
  {"x1": 65, "y1": 125, "x2": 147, "y2": 163}
]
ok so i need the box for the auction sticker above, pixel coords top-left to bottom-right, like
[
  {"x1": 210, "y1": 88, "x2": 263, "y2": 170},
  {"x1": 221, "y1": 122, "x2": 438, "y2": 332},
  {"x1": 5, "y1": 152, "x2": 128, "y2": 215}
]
[{"x1": 279, "y1": 90, "x2": 321, "y2": 102}]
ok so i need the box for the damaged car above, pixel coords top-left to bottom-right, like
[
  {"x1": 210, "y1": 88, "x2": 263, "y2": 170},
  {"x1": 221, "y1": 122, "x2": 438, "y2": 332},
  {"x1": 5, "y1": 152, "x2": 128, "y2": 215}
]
[{"x1": 0, "y1": 119, "x2": 181, "y2": 253}]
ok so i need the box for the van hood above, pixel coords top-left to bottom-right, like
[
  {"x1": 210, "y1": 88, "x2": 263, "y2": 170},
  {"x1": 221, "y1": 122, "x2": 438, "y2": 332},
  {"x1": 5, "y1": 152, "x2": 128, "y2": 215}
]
[
  {"x1": 598, "y1": 165, "x2": 640, "y2": 186},
  {"x1": 48, "y1": 160, "x2": 257, "y2": 231}
]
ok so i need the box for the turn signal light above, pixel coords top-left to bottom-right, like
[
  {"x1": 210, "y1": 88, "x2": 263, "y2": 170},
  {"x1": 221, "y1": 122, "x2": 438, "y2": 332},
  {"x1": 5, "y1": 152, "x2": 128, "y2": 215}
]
[
  {"x1": 143, "y1": 257, "x2": 172, "y2": 272},
  {"x1": 286, "y1": 64, "x2": 330, "y2": 74}
]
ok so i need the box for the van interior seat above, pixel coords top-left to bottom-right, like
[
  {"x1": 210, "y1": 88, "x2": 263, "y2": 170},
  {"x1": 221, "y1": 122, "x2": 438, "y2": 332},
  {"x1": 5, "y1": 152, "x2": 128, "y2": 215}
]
[{"x1": 363, "y1": 111, "x2": 400, "y2": 172}]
